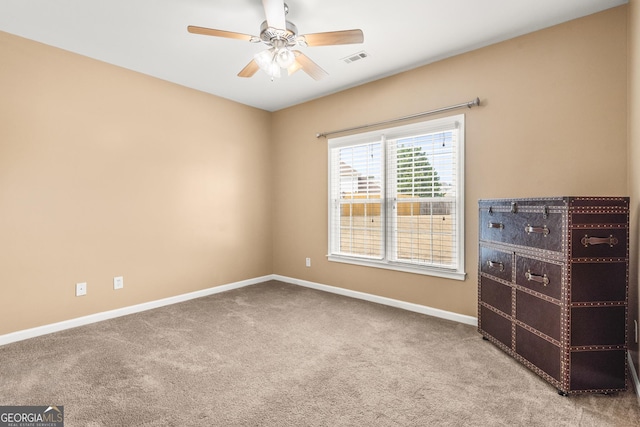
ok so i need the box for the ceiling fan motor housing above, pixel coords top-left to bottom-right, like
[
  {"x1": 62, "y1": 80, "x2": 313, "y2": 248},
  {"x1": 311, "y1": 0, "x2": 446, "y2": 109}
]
[{"x1": 259, "y1": 20, "x2": 298, "y2": 48}]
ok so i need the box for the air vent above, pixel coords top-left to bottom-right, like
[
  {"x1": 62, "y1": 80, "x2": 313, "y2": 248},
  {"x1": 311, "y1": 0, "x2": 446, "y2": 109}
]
[{"x1": 342, "y1": 51, "x2": 369, "y2": 64}]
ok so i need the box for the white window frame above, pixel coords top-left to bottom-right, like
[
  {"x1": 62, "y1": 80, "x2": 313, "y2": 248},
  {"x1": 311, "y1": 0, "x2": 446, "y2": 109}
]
[{"x1": 327, "y1": 114, "x2": 466, "y2": 281}]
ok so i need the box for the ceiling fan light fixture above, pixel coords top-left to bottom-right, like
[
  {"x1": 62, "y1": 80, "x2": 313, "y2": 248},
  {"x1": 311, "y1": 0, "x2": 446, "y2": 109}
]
[
  {"x1": 276, "y1": 47, "x2": 295, "y2": 68},
  {"x1": 254, "y1": 48, "x2": 281, "y2": 78}
]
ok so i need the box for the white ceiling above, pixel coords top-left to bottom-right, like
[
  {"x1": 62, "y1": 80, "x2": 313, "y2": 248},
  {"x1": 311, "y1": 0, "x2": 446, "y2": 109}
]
[{"x1": 0, "y1": 0, "x2": 628, "y2": 111}]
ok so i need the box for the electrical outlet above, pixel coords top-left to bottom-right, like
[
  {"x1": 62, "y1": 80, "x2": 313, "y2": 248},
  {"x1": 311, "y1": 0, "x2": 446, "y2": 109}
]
[
  {"x1": 113, "y1": 276, "x2": 124, "y2": 290},
  {"x1": 305, "y1": 257, "x2": 311, "y2": 267},
  {"x1": 76, "y1": 282, "x2": 87, "y2": 297}
]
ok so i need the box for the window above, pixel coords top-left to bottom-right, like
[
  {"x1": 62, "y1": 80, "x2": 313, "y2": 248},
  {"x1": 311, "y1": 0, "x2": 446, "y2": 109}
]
[{"x1": 328, "y1": 114, "x2": 465, "y2": 280}]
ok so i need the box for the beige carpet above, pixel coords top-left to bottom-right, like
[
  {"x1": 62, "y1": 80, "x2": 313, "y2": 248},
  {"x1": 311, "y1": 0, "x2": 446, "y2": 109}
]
[{"x1": 1, "y1": 280, "x2": 638, "y2": 426}]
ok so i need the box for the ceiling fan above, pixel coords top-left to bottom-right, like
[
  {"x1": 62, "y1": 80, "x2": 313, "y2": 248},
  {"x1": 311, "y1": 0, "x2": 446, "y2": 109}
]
[{"x1": 187, "y1": 0, "x2": 364, "y2": 81}]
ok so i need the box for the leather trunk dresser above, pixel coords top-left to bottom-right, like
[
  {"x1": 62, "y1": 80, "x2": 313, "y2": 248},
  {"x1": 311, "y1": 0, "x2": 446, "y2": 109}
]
[{"x1": 477, "y1": 197, "x2": 629, "y2": 395}]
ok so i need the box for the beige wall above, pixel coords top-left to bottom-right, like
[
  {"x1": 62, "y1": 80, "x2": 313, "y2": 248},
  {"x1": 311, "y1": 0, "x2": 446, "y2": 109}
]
[
  {"x1": 0, "y1": 31, "x2": 273, "y2": 335},
  {"x1": 0, "y1": 6, "x2": 632, "y2": 343},
  {"x1": 629, "y1": 0, "x2": 640, "y2": 378},
  {"x1": 272, "y1": 7, "x2": 628, "y2": 318}
]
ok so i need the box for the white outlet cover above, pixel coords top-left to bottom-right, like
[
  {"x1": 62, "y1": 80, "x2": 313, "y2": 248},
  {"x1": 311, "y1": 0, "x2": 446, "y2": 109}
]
[
  {"x1": 114, "y1": 276, "x2": 124, "y2": 290},
  {"x1": 76, "y1": 282, "x2": 87, "y2": 296}
]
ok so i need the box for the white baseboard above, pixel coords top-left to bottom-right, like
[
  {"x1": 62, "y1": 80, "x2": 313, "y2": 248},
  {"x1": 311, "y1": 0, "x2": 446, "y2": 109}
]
[
  {"x1": 273, "y1": 274, "x2": 478, "y2": 327},
  {"x1": 629, "y1": 351, "x2": 640, "y2": 405},
  {"x1": 0, "y1": 274, "x2": 478, "y2": 347},
  {"x1": 3, "y1": 273, "x2": 636, "y2": 402},
  {"x1": 0, "y1": 275, "x2": 272, "y2": 347}
]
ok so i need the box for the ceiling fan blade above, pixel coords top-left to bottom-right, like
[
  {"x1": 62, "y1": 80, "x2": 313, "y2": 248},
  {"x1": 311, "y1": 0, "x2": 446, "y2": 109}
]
[
  {"x1": 302, "y1": 29, "x2": 364, "y2": 46},
  {"x1": 238, "y1": 59, "x2": 260, "y2": 78},
  {"x1": 287, "y1": 61, "x2": 303, "y2": 76},
  {"x1": 292, "y1": 51, "x2": 328, "y2": 81},
  {"x1": 188, "y1": 26, "x2": 255, "y2": 42},
  {"x1": 262, "y1": 0, "x2": 286, "y2": 29}
]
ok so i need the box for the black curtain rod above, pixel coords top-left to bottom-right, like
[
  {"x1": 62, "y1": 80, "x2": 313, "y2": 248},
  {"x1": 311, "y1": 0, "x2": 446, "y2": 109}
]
[{"x1": 316, "y1": 97, "x2": 480, "y2": 139}]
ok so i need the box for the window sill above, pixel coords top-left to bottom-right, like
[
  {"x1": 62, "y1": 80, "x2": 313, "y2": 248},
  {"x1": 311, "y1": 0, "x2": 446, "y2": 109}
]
[{"x1": 327, "y1": 255, "x2": 466, "y2": 281}]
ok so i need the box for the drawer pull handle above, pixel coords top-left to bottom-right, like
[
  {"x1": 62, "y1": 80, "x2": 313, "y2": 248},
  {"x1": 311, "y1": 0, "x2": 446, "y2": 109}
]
[
  {"x1": 525, "y1": 270, "x2": 549, "y2": 286},
  {"x1": 486, "y1": 260, "x2": 505, "y2": 272},
  {"x1": 525, "y1": 224, "x2": 549, "y2": 236},
  {"x1": 581, "y1": 235, "x2": 618, "y2": 248},
  {"x1": 488, "y1": 222, "x2": 504, "y2": 230}
]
